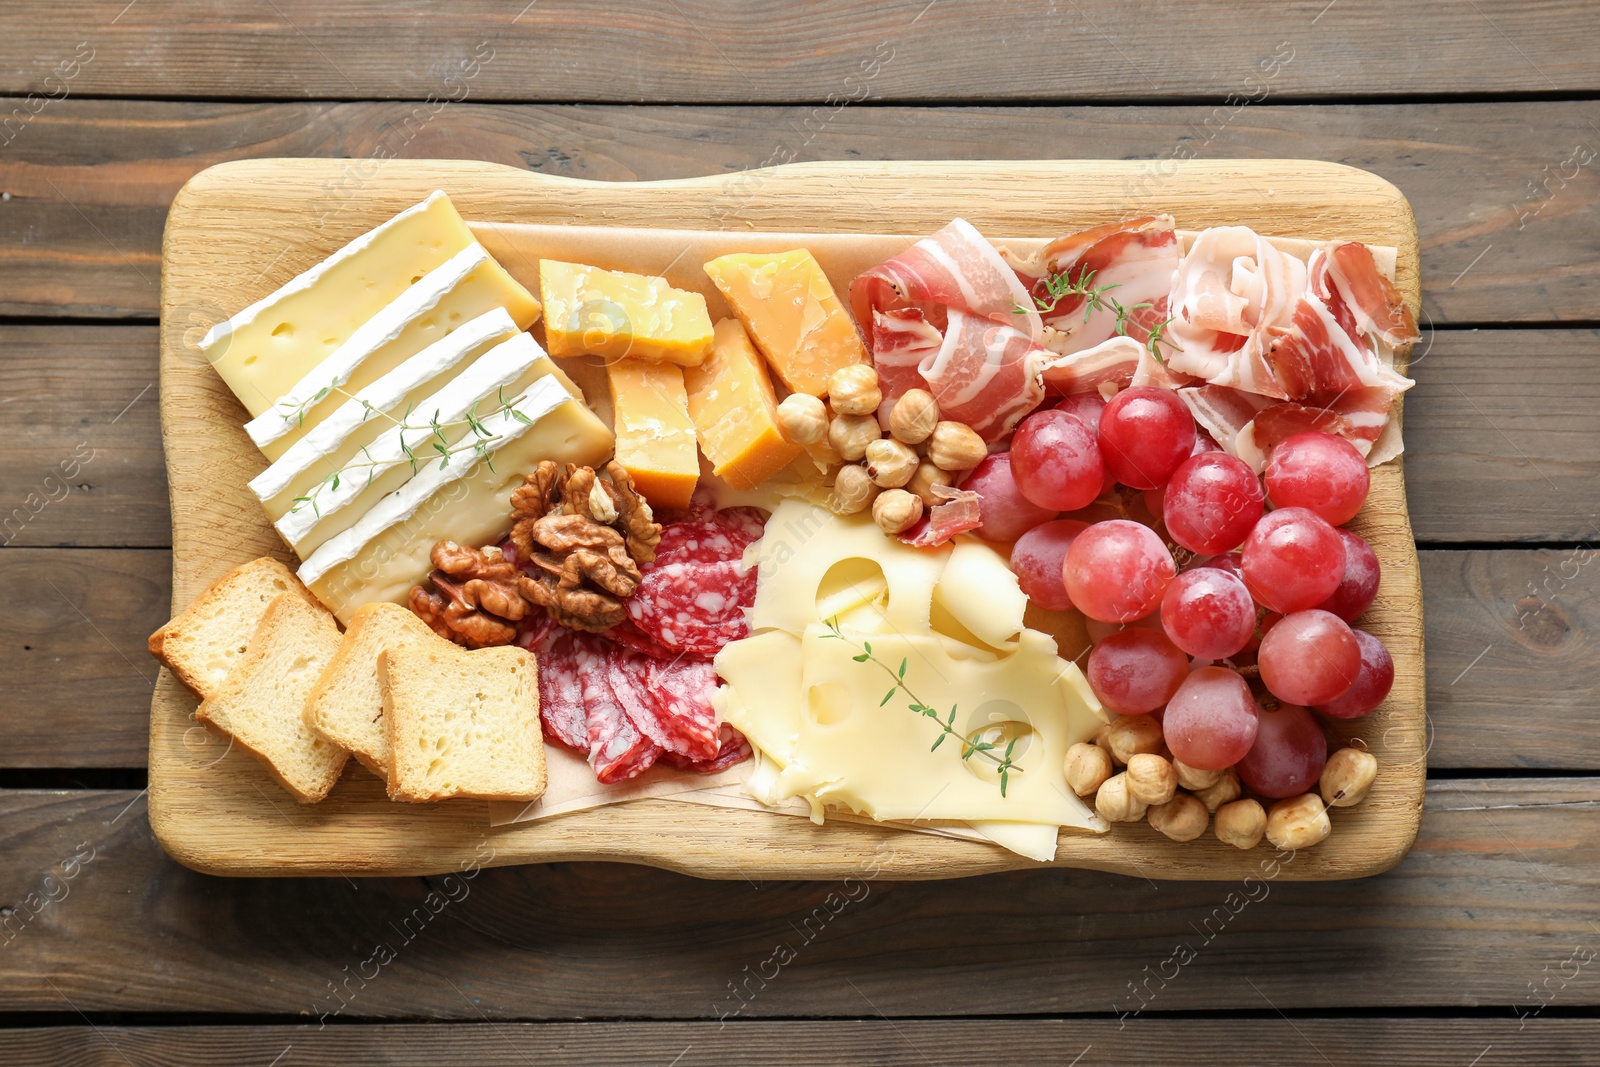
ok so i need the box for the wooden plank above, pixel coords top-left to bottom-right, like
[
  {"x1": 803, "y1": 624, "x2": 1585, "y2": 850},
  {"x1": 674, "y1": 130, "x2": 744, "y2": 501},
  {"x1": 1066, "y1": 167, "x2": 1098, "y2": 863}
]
[
  {"x1": 3, "y1": 780, "x2": 1597, "y2": 1016},
  {"x1": 0, "y1": 99, "x2": 1595, "y2": 323},
  {"x1": 3, "y1": 1, "x2": 1597, "y2": 102},
  {"x1": 0, "y1": 325, "x2": 165, "y2": 548},
  {"x1": 0, "y1": 549, "x2": 167, "y2": 766},
  {"x1": 2, "y1": 324, "x2": 1593, "y2": 551},
  {"x1": 2, "y1": 1019, "x2": 1598, "y2": 1066},
  {"x1": 4, "y1": 547, "x2": 1584, "y2": 772},
  {"x1": 148, "y1": 157, "x2": 1424, "y2": 882}
]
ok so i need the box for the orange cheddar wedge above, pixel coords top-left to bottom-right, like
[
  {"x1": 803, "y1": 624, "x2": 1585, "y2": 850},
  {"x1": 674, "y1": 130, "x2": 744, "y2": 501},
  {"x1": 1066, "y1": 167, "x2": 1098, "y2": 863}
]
[
  {"x1": 540, "y1": 260, "x2": 715, "y2": 367},
  {"x1": 703, "y1": 249, "x2": 867, "y2": 396},
  {"x1": 685, "y1": 319, "x2": 804, "y2": 490},
  {"x1": 606, "y1": 358, "x2": 699, "y2": 510}
]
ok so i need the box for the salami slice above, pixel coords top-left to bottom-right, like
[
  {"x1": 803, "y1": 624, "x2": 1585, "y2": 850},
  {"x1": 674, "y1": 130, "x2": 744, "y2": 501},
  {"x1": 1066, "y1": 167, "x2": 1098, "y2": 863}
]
[
  {"x1": 654, "y1": 520, "x2": 745, "y2": 566},
  {"x1": 575, "y1": 635, "x2": 660, "y2": 783},
  {"x1": 710, "y1": 505, "x2": 769, "y2": 549},
  {"x1": 621, "y1": 657, "x2": 720, "y2": 761},
  {"x1": 534, "y1": 628, "x2": 588, "y2": 751},
  {"x1": 602, "y1": 619, "x2": 679, "y2": 660},
  {"x1": 662, "y1": 724, "x2": 754, "y2": 774},
  {"x1": 626, "y1": 557, "x2": 755, "y2": 653}
]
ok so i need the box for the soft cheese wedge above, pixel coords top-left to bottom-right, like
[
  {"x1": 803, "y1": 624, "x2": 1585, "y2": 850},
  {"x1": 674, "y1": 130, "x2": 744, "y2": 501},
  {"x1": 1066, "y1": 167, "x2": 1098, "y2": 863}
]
[
  {"x1": 249, "y1": 308, "x2": 524, "y2": 523},
  {"x1": 299, "y1": 376, "x2": 613, "y2": 624},
  {"x1": 246, "y1": 244, "x2": 542, "y2": 460},
  {"x1": 203, "y1": 191, "x2": 477, "y2": 418},
  {"x1": 276, "y1": 332, "x2": 559, "y2": 556}
]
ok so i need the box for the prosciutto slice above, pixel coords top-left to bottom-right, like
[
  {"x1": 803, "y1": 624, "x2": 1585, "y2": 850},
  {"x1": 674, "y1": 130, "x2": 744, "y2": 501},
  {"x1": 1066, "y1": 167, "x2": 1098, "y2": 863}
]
[
  {"x1": 1324, "y1": 241, "x2": 1421, "y2": 348},
  {"x1": 854, "y1": 218, "x2": 1051, "y2": 440},
  {"x1": 1005, "y1": 215, "x2": 1181, "y2": 358}
]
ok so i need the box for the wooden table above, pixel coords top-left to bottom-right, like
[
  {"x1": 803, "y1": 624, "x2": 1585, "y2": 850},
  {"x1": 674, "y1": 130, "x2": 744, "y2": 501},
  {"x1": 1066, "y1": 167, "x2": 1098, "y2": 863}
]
[{"x1": 2, "y1": 3, "x2": 1596, "y2": 1063}]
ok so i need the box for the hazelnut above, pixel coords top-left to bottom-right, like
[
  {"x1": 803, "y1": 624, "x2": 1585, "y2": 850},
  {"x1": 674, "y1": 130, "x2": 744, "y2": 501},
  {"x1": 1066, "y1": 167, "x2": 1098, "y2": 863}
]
[
  {"x1": 871, "y1": 488, "x2": 924, "y2": 535},
  {"x1": 1148, "y1": 794, "x2": 1209, "y2": 842},
  {"x1": 927, "y1": 420, "x2": 987, "y2": 471},
  {"x1": 1214, "y1": 798, "x2": 1267, "y2": 849},
  {"x1": 1173, "y1": 759, "x2": 1224, "y2": 792},
  {"x1": 1064, "y1": 742, "x2": 1113, "y2": 797},
  {"x1": 1093, "y1": 723, "x2": 1114, "y2": 754},
  {"x1": 827, "y1": 364, "x2": 882, "y2": 416},
  {"x1": 1320, "y1": 748, "x2": 1378, "y2": 808},
  {"x1": 828, "y1": 463, "x2": 879, "y2": 515},
  {"x1": 1125, "y1": 752, "x2": 1178, "y2": 806},
  {"x1": 1104, "y1": 714, "x2": 1163, "y2": 765},
  {"x1": 1094, "y1": 772, "x2": 1148, "y2": 823},
  {"x1": 775, "y1": 393, "x2": 828, "y2": 446},
  {"x1": 864, "y1": 437, "x2": 919, "y2": 488},
  {"x1": 888, "y1": 388, "x2": 940, "y2": 444},
  {"x1": 1193, "y1": 767, "x2": 1241, "y2": 812},
  {"x1": 828, "y1": 413, "x2": 881, "y2": 462},
  {"x1": 1265, "y1": 794, "x2": 1332, "y2": 851},
  {"x1": 906, "y1": 461, "x2": 954, "y2": 506}
]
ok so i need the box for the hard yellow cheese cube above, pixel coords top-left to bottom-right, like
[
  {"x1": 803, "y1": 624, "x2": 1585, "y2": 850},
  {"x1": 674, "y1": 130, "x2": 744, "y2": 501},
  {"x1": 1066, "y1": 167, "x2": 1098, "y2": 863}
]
[
  {"x1": 685, "y1": 319, "x2": 804, "y2": 490},
  {"x1": 703, "y1": 249, "x2": 867, "y2": 397},
  {"x1": 607, "y1": 358, "x2": 700, "y2": 511},
  {"x1": 540, "y1": 260, "x2": 715, "y2": 367}
]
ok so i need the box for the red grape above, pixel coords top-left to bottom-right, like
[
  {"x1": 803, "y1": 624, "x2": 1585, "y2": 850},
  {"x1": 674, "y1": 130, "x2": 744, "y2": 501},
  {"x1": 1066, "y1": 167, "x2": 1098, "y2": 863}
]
[
  {"x1": 1163, "y1": 666, "x2": 1259, "y2": 770},
  {"x1": 1010, "y1": 519, "x2": 1088, "y2": 611},
  {"x1": 1315, "y1": 629, "x2": 1395, "y2": 719},
  {"x1": 1063, "y1": 520, "x2": 1176, "y2": 622},
  {"x1": 1163, "y1": 452, "x2": 1265, "y2": 555},
  {"x1": 1241, "y1": 507, "x2": 1345, "y2": 613},
  {"x1": 1084, "y1": 612, "x2": 1163, "y2": 645},
  {"x1": 1264, "y1": 431, "x2": 1371, "y2": 526},
  {"x1": 1315, "y1": 528, "x2": 1381, "y2": 623},
  {"x1": 1010, "y1": 409, "x2": 1105, "y2": 512},
  {"x1": 1199, "y1": 551, "x2": 1244, "y2": 579},
  {"x1": 1193, "y1": 431, "x2": 1223, "y2": 454},
  {"x1": 1053, "y1": 392, "x2": 1107, "y2": 429},
  {"x1": 1238, "y1": 702, "x2": 1327, "y2": 799},
  {"x1": 964, "y1": 453, "x2": 1059, "y2": 543},
  {"x1": 1161, "y1": 567, "x2": 1256, "y2": 659},
  {"x1": 1097, "y1": 386, "x2": 1197, "y2": 489},
  {"x1": 1086, "y1": 629, "x2": 1189, "y2": 714},
  {"x1": 1258, "y1": 609, "x2": 1361, "y2": 706}
]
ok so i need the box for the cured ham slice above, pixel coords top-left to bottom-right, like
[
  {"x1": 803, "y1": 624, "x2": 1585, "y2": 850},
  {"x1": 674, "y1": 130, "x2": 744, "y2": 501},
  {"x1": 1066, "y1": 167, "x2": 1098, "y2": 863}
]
[
  {"x1": 1167, "y1": 226, "x2": 1308, "y2": 387},
  {"x1": 1324, "y1": 241, "x2": 1421, "y2": 348},
  {"x1": 1005, "y1": 215, "x2": 1180, "y2": 358},
  {"x1": 918, "y1": 310, "x2": 1051, "y2": 439},
  {"x1": 850, "y1": 217, "x2": 1040, "y2": 341},
  {"x1": 898, "y1": 485, "x2": 982, "y2": 548}
]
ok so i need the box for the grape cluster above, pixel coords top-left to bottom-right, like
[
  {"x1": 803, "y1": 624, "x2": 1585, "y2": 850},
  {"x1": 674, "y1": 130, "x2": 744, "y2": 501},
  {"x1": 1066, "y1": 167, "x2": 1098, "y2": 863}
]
[{"x1": 987, "y1": 389, "x2": 1396, "y2": 849}]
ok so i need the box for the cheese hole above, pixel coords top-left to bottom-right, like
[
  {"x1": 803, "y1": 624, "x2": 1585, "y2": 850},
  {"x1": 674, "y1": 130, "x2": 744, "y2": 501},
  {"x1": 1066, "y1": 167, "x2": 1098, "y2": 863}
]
[
  {"x1": 815, "y1": 558, "x2": 888, "y2": 623},
  {"x1": 270, "y1": 322, "x2": 293, "y2": 338},
  {"x1": 806, "y1": 681, "x2": 854, "y2": 726},
  {"x1": 961, "y1": 711, "x2": 1034, "y2": 788}
]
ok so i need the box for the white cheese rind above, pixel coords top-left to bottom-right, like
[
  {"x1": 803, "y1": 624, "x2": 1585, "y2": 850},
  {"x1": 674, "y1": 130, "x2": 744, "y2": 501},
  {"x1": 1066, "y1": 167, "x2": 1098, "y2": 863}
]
[
  {"x1": 202, "y1": 191, "x2": 475, "y2": 417},
  {"x1": 276, "y1": 332, "x2": 553, "y2": 553},
  {"x1": 248, "y1": 307, "x2": 522, "y2": 512},
  {"x1": 245, "y1": 243, "x2": 490, "y2": 452}
]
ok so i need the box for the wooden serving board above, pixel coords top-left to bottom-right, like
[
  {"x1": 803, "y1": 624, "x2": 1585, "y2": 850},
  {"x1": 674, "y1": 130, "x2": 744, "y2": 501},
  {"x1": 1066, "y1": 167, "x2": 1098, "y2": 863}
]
[{"x1": 153, "y1": 158, "x2": 1424, "y2": 880}]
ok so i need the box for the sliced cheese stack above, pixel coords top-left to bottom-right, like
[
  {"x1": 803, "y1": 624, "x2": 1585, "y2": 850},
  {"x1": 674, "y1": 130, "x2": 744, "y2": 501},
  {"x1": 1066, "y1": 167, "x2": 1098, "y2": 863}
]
[
  {"x1": 301, "y1": 373, "x2": 612, "y2": 624},
  {"x1": 200, "y1": 192, "x2": 615, "y2": 622},
  {"x1": 716, "y1": 500, "x2": 1107, "y2": 861}
]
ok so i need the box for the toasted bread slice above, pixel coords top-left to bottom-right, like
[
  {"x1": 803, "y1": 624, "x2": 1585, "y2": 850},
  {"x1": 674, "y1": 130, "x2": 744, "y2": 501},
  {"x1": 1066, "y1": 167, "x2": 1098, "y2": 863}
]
[
  {"x1": 149, "y1": 557, "x2": 322, "y2": 699},
  {"x1": 306, "y1": 602, "x2": 448, "y2": 778},
  {"x1": 380, "y1": 644, "x2": 546, "y2": 803},
  {"x1": 197, "y1": 594, "x2": 349, "y2": 803}
]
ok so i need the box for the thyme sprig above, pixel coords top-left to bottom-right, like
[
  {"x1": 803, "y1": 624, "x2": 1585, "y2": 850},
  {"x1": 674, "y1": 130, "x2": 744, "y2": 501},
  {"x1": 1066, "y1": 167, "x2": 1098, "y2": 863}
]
[
  {"x1": 822, "y1": 617, "x2": 1021, "y2": 797},
  {"x1": 286, "y1": 386, "x2": 530, "y2": 517},
  {"x1": 1016, "y1": 265, "x2": 1177, "y2": 365}
]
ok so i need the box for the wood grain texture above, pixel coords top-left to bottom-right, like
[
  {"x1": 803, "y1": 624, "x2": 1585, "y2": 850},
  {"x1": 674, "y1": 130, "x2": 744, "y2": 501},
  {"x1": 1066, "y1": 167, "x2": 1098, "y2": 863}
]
[
  {"x1": 0, "y1": 549, "x2": 166, "y2": 767},
  {"x1": 0, "y1": 325, "x2": 165, "y2": 548},
  {"x1": 2, "y1": 780, "x2": 1596, "y2": 1016},
  {"x1": 1, "y1": 99, "x2": 1595, "y2": 323},
  {"x1": 150, "y1": 158, "x2": 1422, "y2": 880},
  {"x1": 4, "y1": 1, "x2": 1597, "y2": 101},
  {"x1": 2, "y1": 324, "x2": 1593, "y2": 551},
  {"x1": 3, "y1": 1019, "x2": 1598, "y2": 1066}
]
